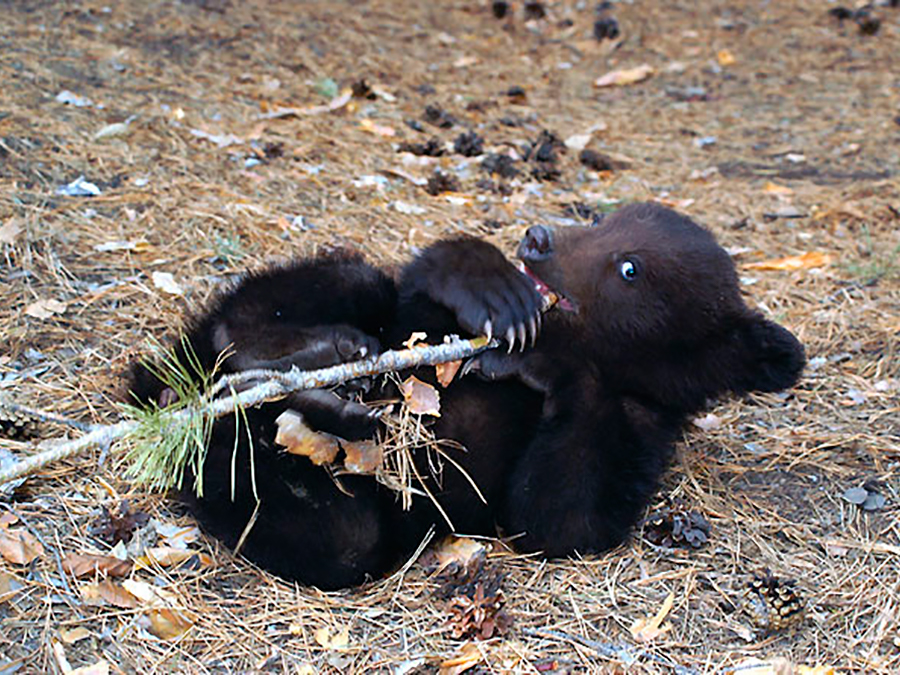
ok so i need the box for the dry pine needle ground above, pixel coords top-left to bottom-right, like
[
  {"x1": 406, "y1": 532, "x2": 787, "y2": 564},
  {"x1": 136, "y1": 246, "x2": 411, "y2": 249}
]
[{"x1": 1, "y1": 0, "x2": 899, "y2": 672}]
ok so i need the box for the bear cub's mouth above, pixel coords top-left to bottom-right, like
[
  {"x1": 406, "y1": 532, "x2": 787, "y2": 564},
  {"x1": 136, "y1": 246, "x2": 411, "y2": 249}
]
[{"x1": 518, "y1": 263, "x2": 576, "y2": 312}]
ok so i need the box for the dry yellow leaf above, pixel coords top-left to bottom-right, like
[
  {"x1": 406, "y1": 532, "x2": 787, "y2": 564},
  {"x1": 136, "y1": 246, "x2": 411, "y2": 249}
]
[
  {"x1": 145, "y1": 607, "x2": 194, "y2": 640},
  {"x1": 274, "y1": 410, "x2": 340, "y2": 464},
  {"x1": 400, "y1": 375, "x2": 441, "y2": 416},
  {"x1": 629, "y1": 591, "x2": 675, "y2": 642},
  {"x1": 359, "y1": 118, "x2": 396, "y2": 137},
  {"x1": 743, "y1": 251, "x2": 833, "y2": 271},
  {"x1": 314, "y1": 626, "x2": 350, "y2": 649},
  {"x1": 717, "y1": 49, "x2": 736, "y2": 66},
  {"x1": 422, "y1": 536, "x2": 487, "y2": 574},
  {"x1": 594, "y1": 64, "x2": 654, "y2": 87},
  {"x1": 135, "y1": 546, "x2": 213, "y2": 569},
  {"x1": 59, "y1": 627, "x2": 92, "y2": 645},
  {"x1": 762, "y1": 181, "x2": 794, "y2": 196}
]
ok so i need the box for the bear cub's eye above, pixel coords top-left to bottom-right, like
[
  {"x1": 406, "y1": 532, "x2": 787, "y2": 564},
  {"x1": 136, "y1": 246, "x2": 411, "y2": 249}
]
[{"x1": 619, "y1": 259, "x2": 638, "y2": 282}]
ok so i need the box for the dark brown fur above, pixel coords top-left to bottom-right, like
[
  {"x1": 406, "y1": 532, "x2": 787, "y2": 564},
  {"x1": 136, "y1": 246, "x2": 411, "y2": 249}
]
[{"x1": 128, "y1": 202, "x2": 805, "y2": 588}]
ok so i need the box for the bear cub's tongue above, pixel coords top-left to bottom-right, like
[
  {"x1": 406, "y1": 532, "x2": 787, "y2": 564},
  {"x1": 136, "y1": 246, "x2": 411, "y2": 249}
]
[{"x1": 518, "y1": 262, "x2": 575, "y2": 312}]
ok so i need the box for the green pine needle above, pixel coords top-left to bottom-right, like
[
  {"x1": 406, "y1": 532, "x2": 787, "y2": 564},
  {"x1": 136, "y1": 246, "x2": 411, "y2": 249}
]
[{"x1": 122, "y1": 337, "x2": 224, "y2": 496}]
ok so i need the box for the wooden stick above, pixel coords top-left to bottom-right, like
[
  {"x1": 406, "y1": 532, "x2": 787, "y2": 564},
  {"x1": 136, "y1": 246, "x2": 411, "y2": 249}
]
[{"x1": 0, "y1": 336, "x2": 495, "y2": 489}]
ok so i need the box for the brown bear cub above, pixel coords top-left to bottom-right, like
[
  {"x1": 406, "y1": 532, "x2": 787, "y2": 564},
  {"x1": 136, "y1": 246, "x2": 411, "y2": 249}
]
[{"x1": 129, "y1": 202, "x2": 805, "y2": 589}]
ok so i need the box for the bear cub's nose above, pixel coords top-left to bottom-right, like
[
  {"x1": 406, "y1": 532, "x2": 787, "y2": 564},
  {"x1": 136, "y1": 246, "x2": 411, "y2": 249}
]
[{"x1": 520, "y1": 225, "x2": 553, "y2": 261}]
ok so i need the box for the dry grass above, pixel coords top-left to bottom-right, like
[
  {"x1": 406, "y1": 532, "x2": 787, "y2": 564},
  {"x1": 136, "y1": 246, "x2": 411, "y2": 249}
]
[{"x1": 1, "y1": 0, "x2": 899, "y2": 672}]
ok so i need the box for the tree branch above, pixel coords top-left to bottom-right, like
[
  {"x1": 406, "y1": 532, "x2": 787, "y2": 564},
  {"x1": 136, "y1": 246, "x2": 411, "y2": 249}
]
[{"x1": 0, "y1": 335, "x2": 496, "y2": 490}]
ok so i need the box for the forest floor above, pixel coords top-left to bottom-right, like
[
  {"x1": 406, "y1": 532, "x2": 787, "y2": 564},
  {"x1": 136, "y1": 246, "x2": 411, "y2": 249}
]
[{"x1": 1, "y1": 0, "x2": 899, "y2": 672}]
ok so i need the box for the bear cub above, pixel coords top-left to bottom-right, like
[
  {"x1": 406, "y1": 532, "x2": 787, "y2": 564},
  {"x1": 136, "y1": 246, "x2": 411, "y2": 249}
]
[{"x1": 128, "y1": 202, "x2": 805, "y2": 589}]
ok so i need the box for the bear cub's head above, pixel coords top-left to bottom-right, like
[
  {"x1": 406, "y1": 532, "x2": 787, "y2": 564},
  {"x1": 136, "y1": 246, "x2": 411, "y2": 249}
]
[{"x1": 518, "y1": 202, "x2": 805, "y2": 411}]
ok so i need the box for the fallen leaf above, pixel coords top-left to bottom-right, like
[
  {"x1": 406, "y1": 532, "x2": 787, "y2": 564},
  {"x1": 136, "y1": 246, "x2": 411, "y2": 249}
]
[
  {"x1": 0, "y1": 220, "x2": 23, "y2": 245},
  {"x1": 564, "y1": 133, "x2": 593, "y2": 151},
  {"x1": 342, "y1": 440, "x2": 384, "y2": 474},
  {"x1": 274, "y1": 410, "x2": 340, "y2": 464},
  {"x1": 314, "y1": 626, "x2": 350, "y2": 649},
  {"x1": 743, "y1": 252, "x2": 833, "y2": 271},
  {"x1": 70, "y1": 661, "x2": 110, "y2": 675},
  {"x1": 392, "y1": 200, "x2": 427, "y2": 215},
  {"x1": 422, "y1": 536, "x2": 488, "y2": 575},
  {"x1": 762, "y1": 181, "x2": 794, "y2": 196},
  {"x1": 692, "y1": 412, "x2": 722, "y2": 431},
  {"x1": 135, "y1": 546, "x2": 212, "y2": 569},
  {"x1": 0, "y1": 528, "x2": 44, "y2": 565},
  {"x1": 25, "y1": 298, "x2": 68, "y2": 319},
  {"x1": 594, "y1": 64, "x2": 654, "y2": 87},
  {"x1": 0, "y1": 570, "x2": 20, "y2": 603},
  {"x1": 59, "y1": 627, "x2": 92, "y2": 644},
  {"x1": 436, "y1": 359, "x2": 462, "y2": 387},
  {"x1": 629, "y1": 591, "x2": 674, "y2": 642},
  {"x1": 0, "y1": 513, "x2": 17, "y2": 528},
  {"x1": 726, "y1": 658, "x2": 837, "y2": 675},
  {"x1": 62, "y1": 553, "x2": 132, "y2": 578},
  {"x1": 81, "y1": 580, "x2": 139, "y2": 608},
  {"x1": 145, "y1": 607, "x2": 194, "y2": 640},
  {"x1": 717, "y1": 49, "x2": 736, "y2": 66},
  {"x1": 260, "y1": 89, "x2": 353, "y2": 119},
  {"x1": 93, "y1": 239, "x2": 152, "y2": 253},
  {"x1": 122, "y1": 578, "x2": 182, "y2": 606},
  {"x1": 439, "y1": 642, "x2": 483, "y2": 675},
  {"x1": 151, "y1": 271, "x2": 184, "y2": 296},
  {"x1": 359, "y1": 118, "x2": 396, "y2": 137},
  {"x1": 453, "y1": 55, "x2": 479, "y2": 68},
  {"x1": 156, "y1": 523, "x2": 200, "y2": 549},
  {"x1": 400, "y1": 375, "x2": 441, "y2": 416}
]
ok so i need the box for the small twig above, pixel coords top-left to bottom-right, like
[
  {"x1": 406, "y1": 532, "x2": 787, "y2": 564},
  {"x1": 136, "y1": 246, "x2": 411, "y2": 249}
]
[
  {"x1": 0, "y1": 336, "x2": 496, "y2": 489},
  {"x1": 522, "y1": 627, "x2": 701, "y2": 675},
  {"x1": 0, "y1": 398, "x2": 94, "y2": 432}
]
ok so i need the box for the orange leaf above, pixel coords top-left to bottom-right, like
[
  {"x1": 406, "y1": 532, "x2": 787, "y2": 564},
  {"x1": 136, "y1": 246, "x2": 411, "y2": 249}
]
[
  {"x1": 145, "y1": 608, "x2": 194, "y2": 640},
  {"x1": 435, "y1": 359, "x2": 462, "y2": 388},
  {"x1": 342, "y1": 440, "x2": 384, "y2": 474},
  {"x1": 743, "y1": 252, "x2": 833, "y2": 271},
  {"x1": 62, "y1": 553, "x2": 132, "y2": 578},
  {"x1": 274, "y1": 410, "x2": 340, "y2": 464},
  {"x1": 629, "y1": 591, "x2": 674, "y2": 642},
  {"x1": 717, "y1": 49, "x2": 736, "y2": 66},
  {"x1": 762, "y1": 181, "x2": 794, "y2": 196},
  {"x1": 0, "y1": 528, "x2": 44, "y2": 565},
  {"x1": 439, "y1": 642, "x2": 483, "y2": 675},
  {"x1": 421, "y1": 536, "x2": 487, "y2": 575},
  {"x1": 400, "y1": 376, "x2": 441, "y2": 416}
]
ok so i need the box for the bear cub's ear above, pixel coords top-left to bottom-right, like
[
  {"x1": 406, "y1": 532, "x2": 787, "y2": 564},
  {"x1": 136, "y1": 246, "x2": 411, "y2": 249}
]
[{"x1": 735, "y1": 315, "x2": 806, "y2": 394}]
